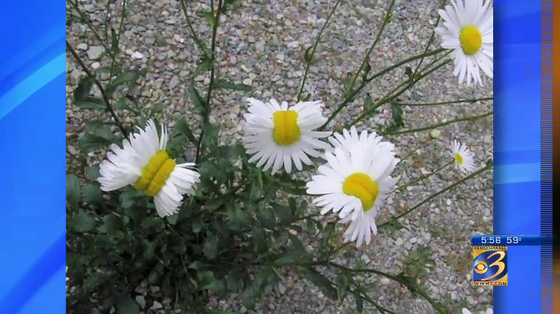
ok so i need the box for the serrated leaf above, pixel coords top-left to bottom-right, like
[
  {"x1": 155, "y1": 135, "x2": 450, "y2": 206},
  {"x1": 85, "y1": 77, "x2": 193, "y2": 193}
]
[
  {"x1": 189, "y1": 85, "x2": 206, "y2": 113},
  {"x1": 71, "y1": 209, "x2": 96, "y2": 232},
  {"x1": 74, "y1": 97, "x2": 106, "y2": 110},
  {"x1": 98, "y1": 214, "x2": 122, "y2": 234},
  {"x1": 115, "y1": 295, "x2": 139, "y2": 314},
  {"x1": 203, "y1": 233, "x2": 219, "y2": 260},
  {"x1": 82, "y1": 183, "x2": 103, "y2": 204},
  {"x1": 193, "y1": 58, "x2": 212, "y2": 78},
  {"x1": 299, "y1": 267, "x2": 338, "y2": 301},
  {"x1": 202, "y1": 123, "x2": 219, "y2": 150},
  {"x1": 73, "y1": 76, "x2": 94, "y2": 103},
  {"x1": 66, "y1": 174, "x2": 81, "y2": 207},
  {"x1": 213, "y1": 79, "x2": 251, "y2": 92},
  {"x1": 78, "y1": 122, "x2": 119, "y2": 152},
  {"x1": 192, "y1": 216, "x2": 205, "y2": 233},
  {"x1": 343, "y1": 72, "x2": 354, "y2": 99},
  {"x1": 227, "y1": 201, "x2": 250, "y2": 230}
]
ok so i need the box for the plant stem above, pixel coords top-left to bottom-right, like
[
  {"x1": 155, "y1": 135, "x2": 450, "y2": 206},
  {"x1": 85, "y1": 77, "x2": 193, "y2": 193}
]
[
  {"x1": 67, "y1": 41, "x2": 127, "y2": 137},
  {"x1": 379, "y1": 162, "x2": 493, "y2": 227},
  {"x1": 296, "y1": 0, "x2": 341, "y2": 102},
  {"x1": 195, "y1": 1, "x2": 222, "y2": 164},
  {"x1": 347, "y1": 58, "x2": 452, "y2": 128},
  {"x1": 411, "y1": 0, "x2": 447, "y2": 77},
  {"x1": 180, "y1": 0, "x2": 210, "y2": 59},
  {"x1": 321, "y1": 47, "x2": 445, "y2": 129},
  {"x1": 329, "y1": 262, "x2": 446, "y2": 314},
  {"x1": 70, "y1": 0, "x2": 111, "y2": 55},
  {"x1": 396, "y1": 96, "x2": 493, "y2": 107},
  {"x1": 109, "y1": 0, "x2": 128, "y2": 84},
  {"x1": 348, "y1": 0, "x2": 395, "y2": 94},
  {"x1": 383, "y1": 110, "x2": 494, "y2": 136}
]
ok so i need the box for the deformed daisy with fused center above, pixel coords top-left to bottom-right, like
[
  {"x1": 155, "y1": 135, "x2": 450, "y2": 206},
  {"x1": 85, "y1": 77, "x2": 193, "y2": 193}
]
[
  {"x1": 98, "y1": 120, "x2": 200, "y2": 217},
  {"x1": 436, "y1": 0, "x2": 493, "y2": 86},
  {"x1": 243, "y1": 98, "x2": 332, "y2": 174},
  {"x1": 450, "y1": 140, "x2": 475, "y2": 174},
  {"x1": 306, "y1": 131, "x2": 400, "y2": 246}
]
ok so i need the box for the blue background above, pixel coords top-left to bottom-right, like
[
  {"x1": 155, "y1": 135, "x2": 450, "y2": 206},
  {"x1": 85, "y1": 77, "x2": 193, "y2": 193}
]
[
  {"x1": 0, "y1": 1, "x2": 66, "y2": 314},
  {"x1": 493, "y1": 0, "x2": 544, "y2": 313},
  {"x1": 0, "y1": 0, "x2": 547, "y2": 313}
]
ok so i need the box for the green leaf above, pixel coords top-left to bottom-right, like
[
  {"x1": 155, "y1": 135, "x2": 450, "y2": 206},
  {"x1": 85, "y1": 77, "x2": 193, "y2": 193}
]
[
  {"x1": 175, "y1": 117, "x2": 198, "y2": 144},
  {"x1": 226, "y1": 201, "x2": 250, "y2": 230},
  {"x1": 390, "y1": 103, "x2": 404, "y2": 127},
  {"x1": 202, "y1": 123, "x2": 219, "y2": 150},
  {"x1": 273, "y1": 203, "x2": 293, "y2": 225},
  {"x1": 343, "y1": 72, "x2": 354, "y2": 98},
  {"x1": 110, "y1": 28, "x2": 119, "y2": 54},
  {"x1": 364, "y1": 93, "x2": 375, "y2": 112},
  {"x1": 74, "y1": 97, "x2": 106, "y2": 110},
  {"x1": 71, "y1": 209, "x2": 96, "y2": 232},
  {"x1": 86, "y1": 165, "x2": 100, "y2": 180},
  {"x1": 78, "y1": 122, "x2": 119, "y2": 152},
  {"x1": 356, "y1": 295, "x2": 364, "y2": 313},
  {"x1": 73, "y1": 76, "x2": 94, "y2": 103},
  {"x1": 256, "y1": 207, "x2": 276, "y2": 229},
  {"x1": 274, "y1": 249, "x2": 300, "y2": 266},
  {"x1": 203, "y1": 233, "x2": 219, "y2": 260},
  {"x1": 82, "y1": 183, "x2": 103, "y2": 204},
  {"x1": 98, "y1": 214, "x2": 122, "y2": 234},
  {"x1": 141, "y1": 217, "x2": 165, "y2": 232},
  {"x1": 189, "y1": 85, "x2": 206, "y2": 113},
  {"x1": 298, "y1": 267, "x2": 338, "y2": 301},
  {"x1": 304, "y1": 46, "x2": 313, "y2": 63},
  {"x1": 213, "y1": 79, "x2": 252, "y2": 92},
  {"x1": 110, "y1": 71, "x2": 140, "y2": 88},
  {"x1": 405, "y1": 66, "x2": 413, "y2": 80},
  {"x1": 362, "y1": 58, "x2": 372, "y2": 80},
  {"x1": 115, "y1": 295, "x2": 139, "y2": 314},
  {"x1": 193, "y1": 58, "x2": 212, "y2": 78},
  {"x1": 192, "y1": 216, "x2": 205, "y2": 233},
  {"x1": 66, "y1": 174, "x2": 81, "y2": 207},
  {"x1": 320, "y1": 222, "x2": 336, "y2": 253}
]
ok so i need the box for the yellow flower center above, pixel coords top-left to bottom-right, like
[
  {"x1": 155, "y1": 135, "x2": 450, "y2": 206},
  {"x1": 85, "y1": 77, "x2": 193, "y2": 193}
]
[
  {"x1": 272, "y1": 110, "x2": 301, "y2": 146},
  {"x1": 459, "y1": 25, "x2": 482, "y2": 55},
  {"x1": 454, "y1": 153, "x2": 464, "y2": 165},
  {"x1": 342, "y1": 173, "x2": 379, "y2": 211},
  {"x1": 134, "y1": 150, "x2": 176, "y2": 196}
]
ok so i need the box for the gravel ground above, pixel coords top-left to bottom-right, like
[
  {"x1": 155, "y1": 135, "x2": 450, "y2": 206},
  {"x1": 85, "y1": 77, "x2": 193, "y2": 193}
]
[{"x1": 66, "y1": 0, "x2": 494, "y2": 313}]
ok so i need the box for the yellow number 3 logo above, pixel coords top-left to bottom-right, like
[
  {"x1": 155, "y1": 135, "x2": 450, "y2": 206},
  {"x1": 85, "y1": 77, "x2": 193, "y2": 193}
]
[{"x1": 481, "y1": 251, "x2": 506, "y2": 281}]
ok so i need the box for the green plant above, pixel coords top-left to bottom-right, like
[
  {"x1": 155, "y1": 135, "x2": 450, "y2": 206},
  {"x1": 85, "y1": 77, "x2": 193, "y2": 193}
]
[{"x1": 66, "y1": 0, "x2": 494, "y2": 313}]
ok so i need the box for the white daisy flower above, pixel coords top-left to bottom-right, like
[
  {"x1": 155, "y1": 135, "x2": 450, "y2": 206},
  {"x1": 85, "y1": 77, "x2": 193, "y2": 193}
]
[
  {"x1": 243, "y1": 97, "x2": 332, "y2": 174},
  {"x1": 306, "y1": 133, "x2": 400, "y2": 246},
  {"x1": 435, "y1": 0, "x2": 493, "y2": 86},
  {"x1": 462, "y1": 308, "x2": 493, "y2": 314},
  {"x1": 450, "y1": 140, "x2": 475, "y2": 174},
  {"x1": 98, "y1": 120, "x2": 201, "y2": 217},
  {"x1": 463, "y1": 309, "x2": 472, "y2": 314},
  {"x1": 326, "y1": 126, "x2": 393, "y2": 157}
]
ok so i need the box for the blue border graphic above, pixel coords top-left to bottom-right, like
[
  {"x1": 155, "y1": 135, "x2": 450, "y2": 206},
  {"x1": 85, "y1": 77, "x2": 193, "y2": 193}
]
[
  {"x1": 0, "y1": 2, "x2": 66, "y2": 314},
  {"x1": 493, "y1": 0, "x2": 542, "y2": 313}
]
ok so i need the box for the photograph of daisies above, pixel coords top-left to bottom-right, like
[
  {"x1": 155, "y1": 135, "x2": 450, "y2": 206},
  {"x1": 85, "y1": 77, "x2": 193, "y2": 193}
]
[{"x1": 66, "y1": 0, "x2": 494, "y2": 313}]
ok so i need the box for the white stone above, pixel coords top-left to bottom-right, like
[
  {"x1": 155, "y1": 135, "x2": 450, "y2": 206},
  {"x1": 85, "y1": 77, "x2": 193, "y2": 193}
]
[
  {"x1": 396, "y1": 238, "x2": 404, "y2": 246},
  {"x1": 91, "y1": 62, "x2": 100, "y2": 70},
  {"x1": 131, "y1": 51, "x2": 144, "y2": 60},
  {"x1": 77, "y1": 43, "x2": 88, "y2": 51},
  {"x1": 86, "y1": 46, "x2": 105, "y2": 60},
  {"x1": 242, "y1": 78, "x2": 253, "y2": 86},
  {"x1": 135, "y1": 295, "x2": 146, "y2": 309}
]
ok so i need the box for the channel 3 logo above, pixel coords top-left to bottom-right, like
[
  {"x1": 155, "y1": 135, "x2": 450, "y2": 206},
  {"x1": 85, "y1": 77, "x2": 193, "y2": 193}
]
[{"x1": 472, "y1": 245, "x2": 508, "y2": 286}]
